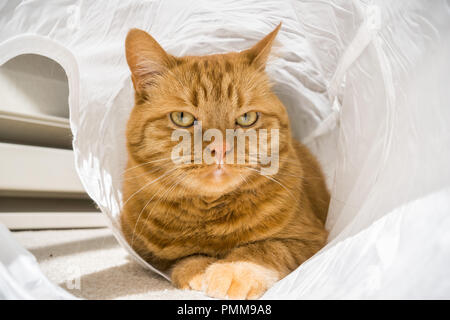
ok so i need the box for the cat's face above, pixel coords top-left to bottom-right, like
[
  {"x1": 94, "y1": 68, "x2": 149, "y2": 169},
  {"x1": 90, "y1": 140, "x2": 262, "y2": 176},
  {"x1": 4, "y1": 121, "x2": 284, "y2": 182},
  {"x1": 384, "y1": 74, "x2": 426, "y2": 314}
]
[{"x1": 125, "y1": 25, "x2": 292, "y2": 196}]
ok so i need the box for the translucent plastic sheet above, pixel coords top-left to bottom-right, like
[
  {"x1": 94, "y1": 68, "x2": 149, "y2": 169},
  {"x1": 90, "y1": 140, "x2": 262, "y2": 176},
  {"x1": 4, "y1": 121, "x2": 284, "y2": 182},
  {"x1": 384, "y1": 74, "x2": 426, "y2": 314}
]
[
  {"x1": 1, "y1": 0, "x2": 449, "y2": 299},
  {"x1": 0, "y1": 224, "x2": 74, "y2": 299}
]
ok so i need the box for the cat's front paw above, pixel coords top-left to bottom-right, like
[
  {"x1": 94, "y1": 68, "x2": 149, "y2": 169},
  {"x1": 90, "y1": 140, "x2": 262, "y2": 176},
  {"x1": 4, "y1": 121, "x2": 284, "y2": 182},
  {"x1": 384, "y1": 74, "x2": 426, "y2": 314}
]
[
  {"x1": 202, "y1": 261, "x2": 279, "y2": 300},
  {"x1": 171, "y1": 256, "x2": 216, "y2": 291}
]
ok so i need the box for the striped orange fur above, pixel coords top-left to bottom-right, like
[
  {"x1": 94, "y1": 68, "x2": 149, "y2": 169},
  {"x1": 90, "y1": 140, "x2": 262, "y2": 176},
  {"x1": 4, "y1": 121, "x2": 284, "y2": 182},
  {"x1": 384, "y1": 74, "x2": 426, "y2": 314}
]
[{"x1": 121, "y1": 24, "x2": 330, "y2": 299}]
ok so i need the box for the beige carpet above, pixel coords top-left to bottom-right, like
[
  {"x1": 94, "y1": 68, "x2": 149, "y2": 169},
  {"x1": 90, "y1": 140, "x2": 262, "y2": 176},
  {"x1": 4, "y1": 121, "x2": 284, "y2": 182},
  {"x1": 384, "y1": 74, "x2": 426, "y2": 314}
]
[{"x1": 12, "y1": 228, "x2": 206, "y2": 299}]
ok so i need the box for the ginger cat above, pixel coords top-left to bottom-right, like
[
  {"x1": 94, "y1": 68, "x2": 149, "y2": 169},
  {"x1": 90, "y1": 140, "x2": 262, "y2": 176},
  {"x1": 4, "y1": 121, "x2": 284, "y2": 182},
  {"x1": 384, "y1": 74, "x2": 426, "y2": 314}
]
[{"x1": 120, "y1": 24, "x2": 330, "y2": 299}]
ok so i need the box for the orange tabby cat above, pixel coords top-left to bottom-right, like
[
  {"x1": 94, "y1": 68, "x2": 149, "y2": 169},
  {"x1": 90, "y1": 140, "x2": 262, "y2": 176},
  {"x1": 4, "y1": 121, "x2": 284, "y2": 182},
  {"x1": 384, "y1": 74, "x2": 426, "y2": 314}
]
[{"x1": 120, "y1": 24, "x2": 330, "y2": 299}]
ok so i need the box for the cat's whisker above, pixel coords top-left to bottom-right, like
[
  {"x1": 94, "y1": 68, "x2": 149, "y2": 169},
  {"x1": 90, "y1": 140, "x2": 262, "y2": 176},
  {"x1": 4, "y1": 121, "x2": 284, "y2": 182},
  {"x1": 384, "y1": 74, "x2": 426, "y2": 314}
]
[
  {"x1": 238, "y1": 172, "x2": 249, "y2": 188},
  {"x1": 161, "y1": 174, "x2": 189, "y2": 220},
  {"x1": 123, "y1": 168, "x2": 166, "y2": 181},
  {"x1": 134, "y1": 172, "x2": 187, "y2": 244},
  {"x1": 123, "y1": 156, "x2": 193, "y2": 181},
  {"x1": 244, "y1": 163, "x2": 307, "y2": 179},
  {"x1": 242, "y1": 167, "x2": 299, "y2": 203},
  {"x1": 123, "y1": 167, "x2": 178, "y2": 207},
  {"x1": 127, "y1": 168, "x2": 191, "y2": 246},
  {"x1": 130, "y1": 171, "x2": 183, "y2": 246},
  {"x1": 124, "y1": 157, "x2": 173, "y2": 172}
]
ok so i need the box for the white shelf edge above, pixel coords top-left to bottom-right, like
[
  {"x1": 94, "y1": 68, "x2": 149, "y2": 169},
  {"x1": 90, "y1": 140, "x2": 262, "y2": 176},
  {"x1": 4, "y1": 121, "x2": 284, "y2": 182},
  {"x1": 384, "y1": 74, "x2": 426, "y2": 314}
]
[
  {"x1": 0, "y1": 212, "x2": 108, "y2": 230},
  {"x1": 0, "y1": 142, "x2": 85, "y2": 194},
  {"x1": 0, "y1": 108, "x2": 69, "y2": 128}
]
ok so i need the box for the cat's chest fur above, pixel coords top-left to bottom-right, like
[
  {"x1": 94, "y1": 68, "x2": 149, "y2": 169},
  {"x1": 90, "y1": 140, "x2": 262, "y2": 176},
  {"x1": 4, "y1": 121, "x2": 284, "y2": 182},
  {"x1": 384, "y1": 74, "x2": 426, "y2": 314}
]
[
  {"x1": 122, "y1": 180, "x2": 298, "y2": 269},
  {"x1": 161, "y1": 187, "x2": 292, "y2": 246}
]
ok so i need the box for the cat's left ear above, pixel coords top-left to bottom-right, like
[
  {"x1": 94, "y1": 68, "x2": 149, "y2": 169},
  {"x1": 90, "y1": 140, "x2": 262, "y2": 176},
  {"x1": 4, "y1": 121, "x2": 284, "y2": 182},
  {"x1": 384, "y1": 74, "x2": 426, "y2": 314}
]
[{"x1": 242, "y1": 23, "x2": 281, "y2": 70}]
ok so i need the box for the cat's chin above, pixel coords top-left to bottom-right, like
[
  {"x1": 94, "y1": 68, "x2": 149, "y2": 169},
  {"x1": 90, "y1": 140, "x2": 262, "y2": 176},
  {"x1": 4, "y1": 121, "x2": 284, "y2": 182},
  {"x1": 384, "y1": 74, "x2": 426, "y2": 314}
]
[{"x1": 189, "y1": 165, "x2": 244, "y2": 195}]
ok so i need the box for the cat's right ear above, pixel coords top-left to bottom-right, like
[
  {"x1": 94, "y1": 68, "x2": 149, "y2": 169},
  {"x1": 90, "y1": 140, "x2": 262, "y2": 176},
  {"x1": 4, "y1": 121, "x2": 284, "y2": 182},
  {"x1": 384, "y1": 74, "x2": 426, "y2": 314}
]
[
  {"x1": 242, "y1": 23, "x2": 281, "y2": 70},
  {"x1": 125, "y1": 29, "x2": 174, "y2": 90}
]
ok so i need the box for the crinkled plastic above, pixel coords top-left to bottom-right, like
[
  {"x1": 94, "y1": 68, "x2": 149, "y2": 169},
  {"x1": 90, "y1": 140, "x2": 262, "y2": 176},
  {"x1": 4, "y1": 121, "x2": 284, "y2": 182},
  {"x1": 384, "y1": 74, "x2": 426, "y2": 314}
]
[
  {"x1": 0, "y1": 224, "x2": 74, "y2": 299},
  {"x1": 1, "y1": 0, "x2": 449, "y2": 299}
]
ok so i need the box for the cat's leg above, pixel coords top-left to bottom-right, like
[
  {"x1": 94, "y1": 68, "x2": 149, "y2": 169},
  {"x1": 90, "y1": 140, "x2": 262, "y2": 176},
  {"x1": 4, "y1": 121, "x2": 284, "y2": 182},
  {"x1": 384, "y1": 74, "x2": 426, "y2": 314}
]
[
  {"x1": 171, "y1": 255, "x2": 217, "y2": 291},
  {"x1": 202, "y1": 239, "x2": 319, "y2": 299}
]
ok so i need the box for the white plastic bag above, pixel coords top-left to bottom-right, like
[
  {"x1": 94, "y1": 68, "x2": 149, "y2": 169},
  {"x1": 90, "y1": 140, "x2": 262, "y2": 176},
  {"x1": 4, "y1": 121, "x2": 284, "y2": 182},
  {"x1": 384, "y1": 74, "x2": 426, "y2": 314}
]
[
  {"x1": 1, "y1": 0, "x2": 449, "y2": 299},
  {"x1": 0, "y1": 224, "x2": 74, "y2": 299}
]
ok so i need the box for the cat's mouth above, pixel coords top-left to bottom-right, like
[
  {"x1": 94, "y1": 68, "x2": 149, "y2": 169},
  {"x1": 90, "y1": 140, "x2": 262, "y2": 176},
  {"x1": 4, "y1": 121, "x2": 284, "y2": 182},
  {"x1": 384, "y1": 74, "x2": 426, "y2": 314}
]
[
  {"x1": 199, "y1": 165, "x2": 233, "y2": 182},
  {"x1": 187, "y1": 164, "x2": 251, "y2": 194}
]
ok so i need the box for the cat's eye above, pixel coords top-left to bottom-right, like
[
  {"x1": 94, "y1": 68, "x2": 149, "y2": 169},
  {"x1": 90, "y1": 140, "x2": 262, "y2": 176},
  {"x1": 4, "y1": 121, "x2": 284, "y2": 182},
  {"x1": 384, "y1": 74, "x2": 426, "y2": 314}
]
[
  {"x1": 170, "y1": 111, "x2": 195, "y2": 127},
  {"x1": 236, "y1": 111, "x2": 259, "y2": 127}
]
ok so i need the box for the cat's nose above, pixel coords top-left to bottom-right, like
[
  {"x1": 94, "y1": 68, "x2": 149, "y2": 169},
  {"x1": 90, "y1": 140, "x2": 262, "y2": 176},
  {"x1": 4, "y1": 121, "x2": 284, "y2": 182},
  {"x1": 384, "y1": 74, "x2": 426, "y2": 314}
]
[{"x1": 208, "y1": 141, "x2": 232, "y2": 164}]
